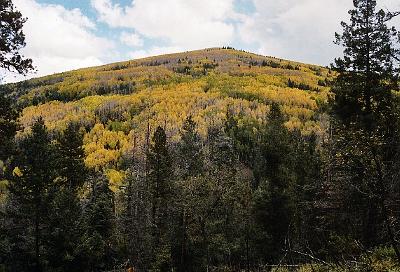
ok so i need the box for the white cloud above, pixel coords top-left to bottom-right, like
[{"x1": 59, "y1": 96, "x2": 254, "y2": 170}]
[
  {"x1": 91, "y1": 0, "x2": 400, "y2": 66},
  {"x1": 2, "y1": 0, "x2": 115, "y2": 83},
  {"x1": 238, "y1": 0, "x2": 352, "y2": 65},
  {"x1": 3, "y1": 0, "x2": 399, "y2": 84},
  {"x1": 239, "y1": 0, "x2": 400, "y2": 65},
  {"x1": 91, "y1": 0, "x2": 239, "y2": 49},
  {"x1": 120, "y1": 32, "x2": 144, "y2": 47},
  {"x1": 128, "y1": 46, "x2": 184, "y2": 60}
]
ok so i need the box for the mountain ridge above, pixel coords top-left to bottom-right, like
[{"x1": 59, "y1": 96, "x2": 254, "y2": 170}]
[{"x1": 35, "y1": 47, "x2": 321, "y2": 79}]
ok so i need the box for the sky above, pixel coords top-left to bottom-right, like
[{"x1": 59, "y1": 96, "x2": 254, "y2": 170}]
[{"x1": 2, "y1": 0, "x2": 400, "y2": 82}]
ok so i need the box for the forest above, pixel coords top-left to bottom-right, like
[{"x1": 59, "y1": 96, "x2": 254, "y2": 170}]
[{"x1": 1, "y1": 0, "x2": 400, "y2": 271}]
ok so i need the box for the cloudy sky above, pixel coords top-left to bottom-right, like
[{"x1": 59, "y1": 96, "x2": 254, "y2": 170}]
[{"x1": 3, "y1": 0, "x2": 400, "y2": 82}]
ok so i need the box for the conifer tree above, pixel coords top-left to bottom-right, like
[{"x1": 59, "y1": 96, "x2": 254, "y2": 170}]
[
  {"x1": 44, "y1": 122, "x2": 87, "y2": 271},
  {"x1": 147, "y1": 126, "x2": 173, "y2": 232},
  {"x1": 56, "y1": 122, "x2": 86, "y2": 190},
  {"x1": 118, "y1": 165, "x2": 153, "y2": 271},
  {"x1": 0, "y1": 0, "x2": 34, "y2": 74},
  {"x1": 0, "y1": 92, "x2": 19, "y2": 271},
  {"x1": 173, "y1": 117, "x2": 204, "y2": 271},
  {"x1": 332, "y1": 0, "x2": 399, "y2": 128},
  {"x1": 177, "y1": 116, "x2": 203, "y2": 178},
  {"x1": 330, "y1": 0, "x2": 400, "y2": 259},
  {"x1": 0, "y1": 93, "x2": 18, "y2": 175},
  {"x1": 45, "y1": 187, "x2": 83, "y2": 271},
  {"x1": 202, "y1": 126, "x2": 248, "y2": 268},
  {"x1": 6, "y1": 117, "x2": 56, "y2": 271},
  {"x1": 147, "y1": 126, "x2": 173, "y2": 271},
  {"x1": 81, "y1": 174, "x2": 114, "y2": 271},
  {"x1": 225, "y1": 109, "x2": 258, "y2": 168},
  {"x1": 253, "y1": 103, "x2": 294, "y2": 262}
]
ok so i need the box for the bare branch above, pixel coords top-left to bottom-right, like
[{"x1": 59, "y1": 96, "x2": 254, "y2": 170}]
[
  {"x1": 383, "y1": 11, "x2": 400, "y2": 22},
  {"x1": 284, "y1": 249, "x2": 330, "y2": 266},
  {"x1": 392, "y1": 53, "x2": 400, "y2": 63}
]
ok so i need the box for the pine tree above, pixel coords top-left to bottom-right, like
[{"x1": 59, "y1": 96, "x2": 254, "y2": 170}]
[
  {"x1": 291, "y1": 131, "x2": 323, "y2": 255},
  {"x1": 44, "y1": 122, "x2": 87, "y2": 271},
  {"x1": 81, "y1": 174, "x2": 114, "y2": 271},
  {"x1": 253, "y1": 103, "x2": 294, "y2": 262},
  {"x1": 225, "y1": 109, "x2": 258, "y2": 169},
  {"x1": 147, "y1": 126, "x2": 173, "y2": 233},
  {"x1": 45, "y1": 188, "x2": 83, "y2": 271},
  {"x1": 177, "y1": 116, "x2": 203, "y2": 178},
  {"x1": 332, "y1": 0, "x2": 399, "y2": 128},
  {"x1": 56, "y1": 122, "x2": 86, "y2": 190},
  {"x1": 6, "y1": 117, "x2": 57, "y2": 271},
  {"x1": 0, "y1": 0, "x2": 34, "y2": 74},
  {"x1": 118, "y1": 165, "x2": 153, "y2": 271},
  {"x1": 330, "y1": 0, "x2": 400, "y2": 260},
  {"x1": 202, "y1": 126, "x2": 248, "y2": 269},
  {"x1": 0, "y1": 93, "x2": 18, "y2": 177},
  {"x1": 147, "y1": 126, "x2": 173, "y2": 271},
  {"x1": 0, "y1": 92, "x2": 19, "y2": 271},
  {"x1": 173, "y1": 117, "x2": 204, "y2": 271}
]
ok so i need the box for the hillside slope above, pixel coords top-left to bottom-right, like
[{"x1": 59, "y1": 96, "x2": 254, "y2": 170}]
[{"x1": 2, "y1": 47, "x2": 332, "y2": 184}]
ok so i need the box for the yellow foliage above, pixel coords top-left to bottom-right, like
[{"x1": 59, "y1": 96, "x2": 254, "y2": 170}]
[
  {"x1": 13, "y1": 167, "x2": 23, "y2": 177},
  {"x1": 14, "y1": 48, "x2": 333, "y2": 171},
  {"x1": 106, "y1": 169, "x2": 126, "y2": 192},
  {"x1": 83, "y1": 124, "x2": 130, "y2": 170}
]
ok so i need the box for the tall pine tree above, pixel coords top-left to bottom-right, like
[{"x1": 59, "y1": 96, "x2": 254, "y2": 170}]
[
  {"x1": 0, "y1": 93, "x2": 18, "y2": 176},
  {"x1": 56, "y1": 122, "x2": 86, "y2": 190},
  {"x1": 330, "y1": 0, "x2": 400, "y2": 260},
  {"x1": 81, "y1": 174, "x2": 115, "y2": 271},
  {"x1": 147, "y1": 126, "x2": 173, "y2": 271},
  {"x1": 44, "y1": 122, "x2": 87, "y2": 271},
  {"x1": 6, "y1": 117, "x2": 56, "y2": 271},
  {"x1": 177, "y1": 116, "x2": 203, "y2": 178},
  {"x1": 253, "y1": 103, "x2": 295, "y2": 262}
]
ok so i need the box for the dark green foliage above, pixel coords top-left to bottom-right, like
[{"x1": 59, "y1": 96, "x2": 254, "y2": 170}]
[
  {"x1": 0, "y1": 92, "x2": 18, "y2": 177},
  {"x1": 252, "y1": 104, "x2": 294, "y2": 261},
  {"x1": 317, "y1": 79, "x2": 328, "y2": 87},
  {"x1": 148, "y1": 126, "x2": 173, "y2": 215},
  {"x1": 202, "y1": 62, "x2": 218, "y2": 70},
  {"x1": 176, "y1": 116, "x2": 203, "y2": 178},
  {"x1": 290, "y1": 132, "x2": 323, "y2": 254},
  {"x1": 288, "y1": 78, "x2": 320, "y2": 92},
  {"x1": 328, "y1": 0, "x2": 400, "y2": 261},
  {"x1": 81, "y1": 174, "x2": 115, "y2": 271},
  {"x1": 6, "y1": 118, "x2": 56, "y2": 271},
  {"x1": 0, "y1": 101, "x2": 396, "y2": 271},
  {"x1": 171, "y1": 118, "x2": 205, "y2": 272},
  {"x1": 94, "y1": 81, "x2": 135, "y2": 96},
  {"x1": 147, "y1": 126, "x2": 174, "y2": 271},
  {"x1": 261, "y1": 60, "x2": 280, "y2": 68},
  {"x1": 41, "y1": 123, "x2": 87, "y2": 271},
  {"x1": 225, "y1": 111, "x2": 259, "y2": 168},
  {"x1": 116, "y1": 165, "x2": 153, "y2": 271},
  {"x1": 174, "y1": 65, "x2": 191, "y2": 75},
  {"x1": 0, "y1": 0, "x2": 33, "y2": 74},
  {"x1": 332, "y1": 0, "x2": 399, "y2": 128},
  {"x1": 225, "y1": 104, "x2": 324, "y2": 264},
  {"x1": 1, "y1": 119, "x2": 93, "y2": 272},
  {"x1": 56, "y1": 122, "x2": 86, "y2": 190},
  {"x1": 45, "y1": 188, "x2": 83, "y2": 272}
]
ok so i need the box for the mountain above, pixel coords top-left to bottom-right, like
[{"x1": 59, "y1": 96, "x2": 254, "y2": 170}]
[{"x1": 1, "y1": 47, "x2": 332, "y2": 188}]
